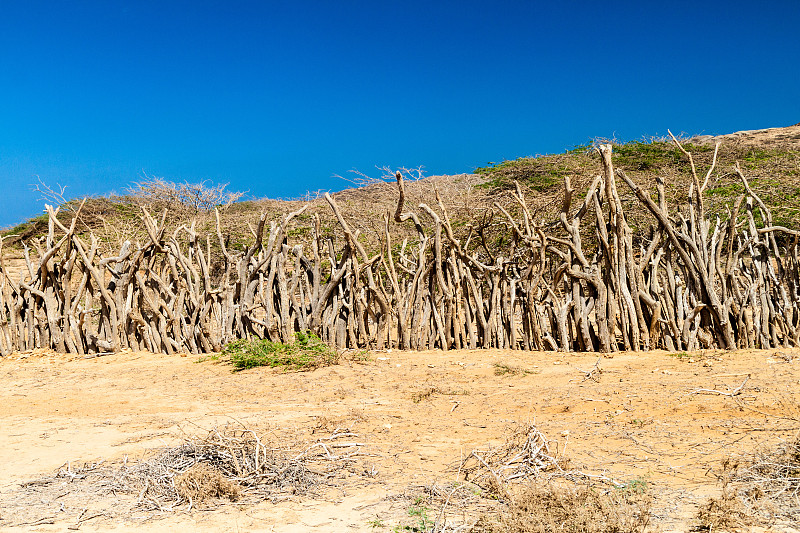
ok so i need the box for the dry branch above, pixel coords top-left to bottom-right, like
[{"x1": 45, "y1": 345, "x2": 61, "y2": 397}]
[{"x1": 1, "y1": 141, "x2": 798, "y2": 355}]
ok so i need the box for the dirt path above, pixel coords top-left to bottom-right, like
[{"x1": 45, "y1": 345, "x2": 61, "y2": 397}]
[{"x1": 1, "y1": 348, "x2": 798, "y2": 531}]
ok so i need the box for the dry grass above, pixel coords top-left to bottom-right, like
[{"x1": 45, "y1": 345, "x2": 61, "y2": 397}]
[
  {"x1": 477, "y1": 137, "x2": 800, "y2": 239},
  {"x1": 480, "y1": 480, "x2": 652, "y2": 533},
  {"x1": 173, "y1": 463, "x2": 242, "y2": 504},
  {"x1": 698, "y1": 436, "x2": 800, "y2": 530},
  {"x1": 1, "y1": 171, "x2": 498, "y2": 258},
  {"x1": 6, "y1": 131, "x2": 799, "y2": 277},
  {"x1": 492, "y1": 362, "x2": 539, "y2": 376},
  {"x1": 399, "y1": 424, "x2": 652, "y2": 533},
  {"x1": 312, "y1": 407, "x2": 367, "y2": 433},
  {"x1": 412, "y1": 386, "x2": 441, "y2": 403}
]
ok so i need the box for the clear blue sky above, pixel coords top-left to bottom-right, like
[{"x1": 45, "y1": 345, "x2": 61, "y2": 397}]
[{"x1": 2, "y1": 0, "x2": 798, "y2": 228}]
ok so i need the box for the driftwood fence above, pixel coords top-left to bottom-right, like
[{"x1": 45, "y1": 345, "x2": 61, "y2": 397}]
[{"x1": 1, "y1": 142, "x2": 799, "y2": 356}]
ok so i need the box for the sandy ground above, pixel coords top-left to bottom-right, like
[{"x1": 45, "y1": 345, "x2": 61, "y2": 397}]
[
  {"x1": 692, "y1": 123, "x2": 800, "y2": 148},
  {"x1": 0, "y1": 347, "x2": 799, "y2": 532}
]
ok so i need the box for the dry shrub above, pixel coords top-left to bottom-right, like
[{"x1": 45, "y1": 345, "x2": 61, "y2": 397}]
[
  {"x1": 696, "y1": 496, "x2": 749, "y2": 531},
  {"x1": 740, "y1": 437, "x2": 800, "y2": 512},
  {"x1": 129, "y1": 177, "x2": 244, "y2": 215},
  {"x1": 696, "y1": 459, "x2": 752, "y2": 531},
  {"x1": 127, "y1": 425, "x2": 318, "y2": 509},
  {"x1": 0, "y1": 424, "x2": 372, "y2": 524},
  {"x1": 483, "y1": 480, "x2": 652, "y2": 533},
  {"x1": 698, "y1": 437, "x2": 800, "y2": 529},
  {"x1": 461, "y1": 423, "x2": 565, "y2": 488},
  {"x1": 447, "y1": 425, "x2": 652, "y2": 533},
  {"x1": 174, "y1": 463, "x2": 241, "y2": 504}
]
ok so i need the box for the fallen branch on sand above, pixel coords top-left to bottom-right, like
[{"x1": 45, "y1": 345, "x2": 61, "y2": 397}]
[
  {"x1": 574, "y1": 357, "x2": 603, "y2": 383},
  {"x1": 460, "y1": 423, "x2": 564, "y2": 488},
  {"x1": 690, "y1": 375, "x2": 750, "y2": 397}
]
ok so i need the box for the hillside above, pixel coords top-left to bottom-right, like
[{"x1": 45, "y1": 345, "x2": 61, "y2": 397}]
[
  {"x1": 474, "y1": 123, "x2": 800, "y2": 234},
  {"x1": 3, "y1": 123, "x2": 800, "y2": 256}
]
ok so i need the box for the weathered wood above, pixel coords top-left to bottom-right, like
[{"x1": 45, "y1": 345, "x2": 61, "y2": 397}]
[{"x1": 1, "y1": 142, "x2": 797, "y2": 355}]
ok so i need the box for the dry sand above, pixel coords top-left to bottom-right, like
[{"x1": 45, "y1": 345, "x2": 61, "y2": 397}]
[{"x1": 1, "y1": 347, "x2": 799, "y2": 531}]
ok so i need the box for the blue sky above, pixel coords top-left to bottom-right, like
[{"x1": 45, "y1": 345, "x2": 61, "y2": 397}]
[{"x1": 1, "y1": 1, "x2": 798, "y2": 228}]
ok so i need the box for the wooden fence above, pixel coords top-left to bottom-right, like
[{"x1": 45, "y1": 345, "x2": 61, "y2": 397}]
[{"x1": 1, "y1": 142, "x2": 799, "y2": 356}]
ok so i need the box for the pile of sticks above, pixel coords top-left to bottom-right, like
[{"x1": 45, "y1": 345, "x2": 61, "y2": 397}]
[
  {"x1": 461, "y1": 423, "x2": 562, "y2": 487},
  {"x1": 1, "y1": 140, "x2": 798, "y2": 355}
]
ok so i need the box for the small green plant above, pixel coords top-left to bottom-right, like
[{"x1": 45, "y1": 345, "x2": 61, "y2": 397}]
[
  {"x1": 475, "y1": 157, "x2": 570, "y2": 192},
  {"x1": 706, "y1": 182, "x2": 744, "y2": 199},
  {"x1": 618, "y1": 477, "x2": 649, "y2": 495},
  {"x1": 222, "y1": 331, "x2": 338, "y2": 371},
  {"x1": 287, "y1": 226, "x2": 311, "y2": 238},
  {"x1": 742, "y1": 147, "x2": 775, "y2": 163},
  {"x1": 671, "y1": 351, "x2": 690, "y2": 360},
  {"x1": 348, "y1": 349, "x2": 372, "y2": 363},
  {"x1": 195, "y1": 353, "x2": 222, "y2": 363},
  {"x1": 408, "y1": 502, "x2": 431, "y2": 530},
  {"x1": 393, "y1": 499, "x2": 432, "y2": 532},
  {"x1": 367, "y1": 517, "x2": 385, "y2": 529}
]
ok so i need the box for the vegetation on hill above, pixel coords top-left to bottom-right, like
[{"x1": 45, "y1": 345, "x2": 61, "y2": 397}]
[
  {"x1": 474, "y1": 137, "x2": 800, "y2": 232},
  {"x1": 3, "y1": 127, "x2": 800, "y2": 258}
]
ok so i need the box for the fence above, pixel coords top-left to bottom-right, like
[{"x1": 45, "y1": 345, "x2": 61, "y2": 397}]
[{"x1": 1, "y1": 142, "x2": 798, "y2": 355}]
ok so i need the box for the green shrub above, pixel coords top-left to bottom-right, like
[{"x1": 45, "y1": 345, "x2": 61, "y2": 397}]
[
  {"x1": 612, "y1": 141, "x2": 711, "y2": 171},
  {"x1": 222, "y1": 331, "x2": 338, "y2": 371},
  {"x1": 475, "y1": 155, "x2": 583, "y2": 192}
]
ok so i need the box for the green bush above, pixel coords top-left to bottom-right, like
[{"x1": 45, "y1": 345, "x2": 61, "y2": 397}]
[
  {"x1": 475, "y1": 155, "x2": 582, "y2": 192},
  {"x1": 612, "y1": 141, "x2": 710, "y2": 171},
  {"x1": 222, "y1": 331, "x2": 338, "y2": 371}
]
